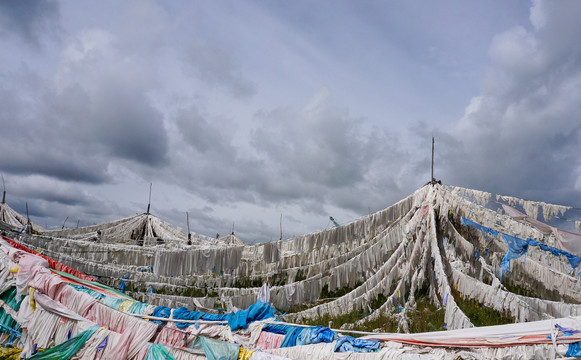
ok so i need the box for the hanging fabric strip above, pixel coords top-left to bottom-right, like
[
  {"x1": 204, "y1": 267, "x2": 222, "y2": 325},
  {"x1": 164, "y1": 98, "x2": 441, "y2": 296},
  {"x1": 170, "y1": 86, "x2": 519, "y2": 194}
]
[{"x1": 26, "y1": 324, "x2": 100, "y2": 360}]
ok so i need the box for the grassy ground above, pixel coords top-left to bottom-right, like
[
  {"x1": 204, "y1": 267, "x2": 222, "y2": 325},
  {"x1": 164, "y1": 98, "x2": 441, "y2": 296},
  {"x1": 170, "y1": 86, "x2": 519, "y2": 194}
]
[{"x1": 451, "y1": 288, "x2": 514, "y2": 326}]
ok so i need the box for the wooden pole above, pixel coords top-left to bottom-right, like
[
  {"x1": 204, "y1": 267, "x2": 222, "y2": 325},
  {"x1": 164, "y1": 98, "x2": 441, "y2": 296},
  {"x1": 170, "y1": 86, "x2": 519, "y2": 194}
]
[{"x1": 280, "y1": 213, "x2": 283, "y2": 240}]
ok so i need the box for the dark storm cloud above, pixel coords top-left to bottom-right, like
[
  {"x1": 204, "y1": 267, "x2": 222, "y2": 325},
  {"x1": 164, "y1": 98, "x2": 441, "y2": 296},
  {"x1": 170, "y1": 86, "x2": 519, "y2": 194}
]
[
  {"x1": 90, "y1": 89, "x2": 168, "y2": 166},
  {"x1": 10, "y1": 178, "x2": 91, "y2": 207},
  {"x1": 0, "y1": 71, "x2": 110, "y2": 184},
  {"x1": 2, "y1": 175, "x2": 127, "y2": 229},
  {"x1": 21, "y1": 196, "x2": 127, "y2": 229},
  {"x1": 0, "y1": 0, "x2": 61, "y2": 46},
  {"x1": 182, "y1": 44, "x2": 256, "y2": 99},
  {"x1": 0, "y1": 29, "x2": 169, "y2": 186},
  {"x1": 54, "y1": 30, "x2": 170, "y2": 167},
  {"x1": 0, "y1": 154, "x2": 110, "y2": 185}
]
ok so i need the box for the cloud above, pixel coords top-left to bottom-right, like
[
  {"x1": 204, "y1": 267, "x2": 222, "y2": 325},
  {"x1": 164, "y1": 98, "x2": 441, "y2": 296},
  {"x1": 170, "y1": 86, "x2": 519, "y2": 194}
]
[
  {"x1": 160, "y1": 87, "x2": 412, "y2": 228},
  {"x1": 252, "y1": 88, "x2": 381, "y2": 189},
  {"x1": 0, "y1": 29, "x2": 169, "y2": 185},
  {"x1": 182, "y1": 44, "x2": 256, "y2": 99},
  {"x1": 175, "y1": 105, "x2": 235, "y2": 156},
  {"x1": 2, "y1": 174, "x2": 127, "y2": 228},
  {"x1": 0, "y1": 66, "x2": 111, "y2": 184},
  {"x1": 439, "y1": 0, "x2": 581, "y2": 205},
  {"x1": 56, "y1": 29, "x2": 169, "y2": 166},
  {"x1": 165, "y1": 101, "x2": 267, "y2": 206},
  {"x1": 8, "y1": 175, "x2": 93, "y2": 207},
  {"x1": 0, "y1": 0, "x2": 61, "y2": 47},
  {"x1": 0, "y1": 152, "x2": 110, "y2": 185},
  {"x1": 245, "y1": 88, "x2": 417, "y2": 216}
]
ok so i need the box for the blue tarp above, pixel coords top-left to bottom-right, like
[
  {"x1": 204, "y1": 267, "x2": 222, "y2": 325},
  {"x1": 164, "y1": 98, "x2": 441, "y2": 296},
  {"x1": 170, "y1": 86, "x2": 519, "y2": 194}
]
[
  {"x1": 334, "y1": 336, "x2": 380, "y2": 353},
  {"x1": 280, "y1": 326, "x2": 303, "y2": 347},
  {"x1": 297, "y1": 328, "x2": 312, "y2": 345},
  {"x1": 151, "y1": 306, "x2": 171, "y2": 325},
  {"x1": 500, "y1": 233, "x2": 530, "y2": 280},
  {"x1": 119, "y1": 275, "x2": 128, "y2": 293},
  {"x1": 567, "y1": 341, "x2": 581, "y2": 357},
  {"x1": 228, "y1": 301, "x2": 274, "y2": 330},
  {"x1": 171, "y1": 301, "x2": 274, "y2": 331},
  {"x1": 308, "y1": 326, "x2": 336, "y2": 344},
  {"x1": 172, "y1": 307, "x2": 230, "y2": 329},
  {"x1": 461, "y1": 218, "x2": 498, "y2": 238},
  {"x1": 263, "y1": 323, "x2": 294, "y2": 334},
  {"x1": 262, "y1": 324, "x2": 336, "y2": 347},
  {"x1": 461, "y1": 217, "x2": 581, "y2": 280}
]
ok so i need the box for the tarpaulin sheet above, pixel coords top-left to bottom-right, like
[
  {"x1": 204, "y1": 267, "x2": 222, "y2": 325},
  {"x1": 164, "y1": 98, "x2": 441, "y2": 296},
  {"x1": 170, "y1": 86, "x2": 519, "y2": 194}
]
[
  {"x1": 567, "y1": 341, "x2": 581, "y2": 357},
  {"x1": 228, "y1": 301, "x2": 274, "y2": 331},
  {"x1": 280, "y1": 326, "x2": 303, "y2": 348},
  {"x1": 168, "y1": 301, "x2": 275, "y2": 331},
  {"x1": 172, "y1": 306, "x2": 230, "y2": 329},
  {"x1": 461, "y1": 217, "x2": 581, "y2": 279},
  {"x1": 151, "y1": 306, "x2": 171, "y2": 325},
  {"x1": 334, "y1": 336, "x2": 380, "y2": 353}
]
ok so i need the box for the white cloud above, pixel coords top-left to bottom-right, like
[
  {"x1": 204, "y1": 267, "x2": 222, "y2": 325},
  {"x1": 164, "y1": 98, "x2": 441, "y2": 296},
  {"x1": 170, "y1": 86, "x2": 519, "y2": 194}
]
[{"x1": 444, "y1": 0, "x2": 581, "y2": 205}]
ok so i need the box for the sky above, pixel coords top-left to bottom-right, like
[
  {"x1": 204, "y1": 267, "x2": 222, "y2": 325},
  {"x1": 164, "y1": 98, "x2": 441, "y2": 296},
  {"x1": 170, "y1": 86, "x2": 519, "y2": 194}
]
[{"x1": 0, "y1": 0, "x2": 580, "y2": 242}]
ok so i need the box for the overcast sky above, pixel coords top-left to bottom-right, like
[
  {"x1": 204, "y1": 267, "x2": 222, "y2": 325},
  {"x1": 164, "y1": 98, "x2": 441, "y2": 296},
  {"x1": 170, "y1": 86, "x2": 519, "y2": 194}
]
[{"x1": 1, "y1": 0, "x2": 580, "y2": 242}]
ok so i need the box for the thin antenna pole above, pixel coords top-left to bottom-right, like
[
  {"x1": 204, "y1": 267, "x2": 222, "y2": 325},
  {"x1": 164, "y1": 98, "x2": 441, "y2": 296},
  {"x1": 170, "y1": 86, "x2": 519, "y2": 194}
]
[
  {"x1": 431, "y1": 137, "x2": 435, "y2": 183},
  {"x1": 1, "y1": 175, "x2": 5, "y2": 204},
  {"x1": 280, "y1": 213, "x2": 283, "y2": 240},
  {"x1": 62, "y1": 216, "x2": 69, "y2": 229},
  {"x1": 146, "y1": 183, "x2": 152, "y2": 214},
  {"x1": 25, "y1": 202, "x2": 32, "y2": 233},
  {"x1": 186, "y1": 212, "x2": 191, "y2": 242}
]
